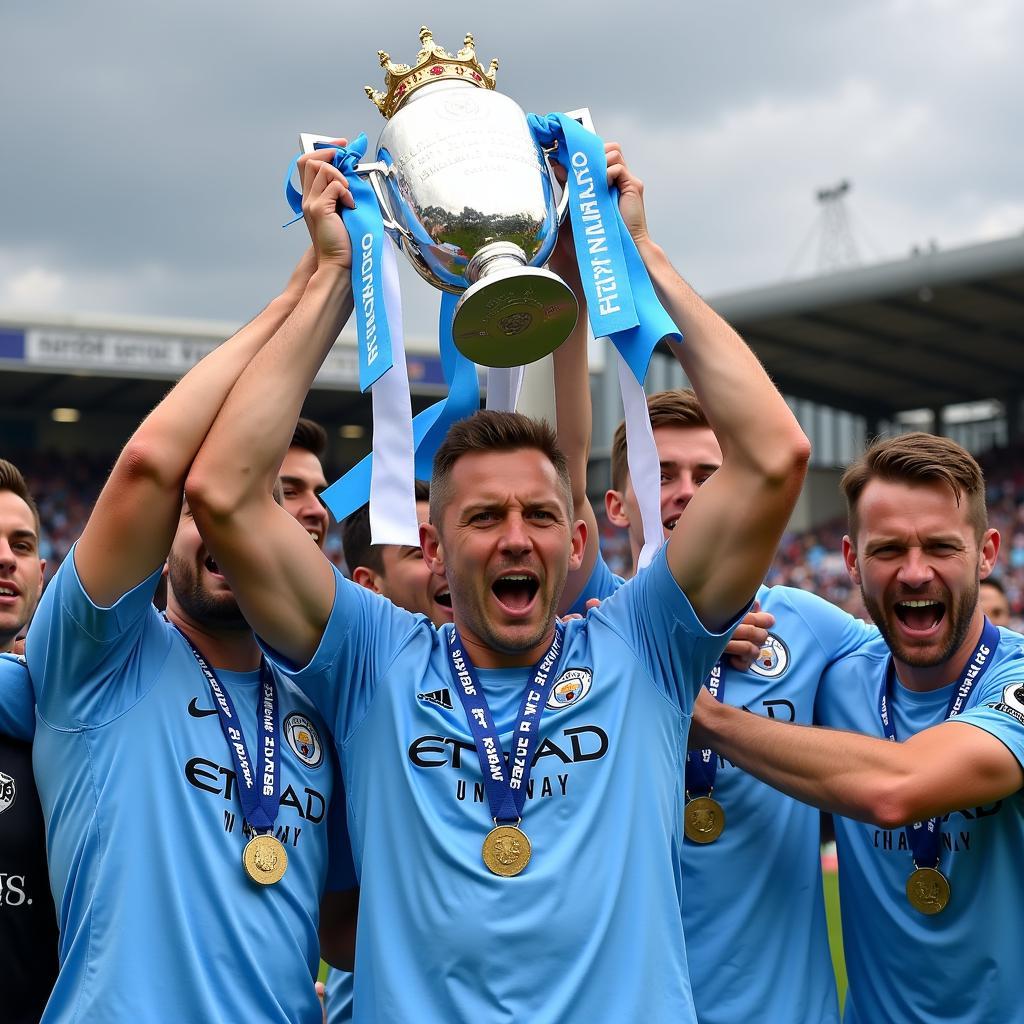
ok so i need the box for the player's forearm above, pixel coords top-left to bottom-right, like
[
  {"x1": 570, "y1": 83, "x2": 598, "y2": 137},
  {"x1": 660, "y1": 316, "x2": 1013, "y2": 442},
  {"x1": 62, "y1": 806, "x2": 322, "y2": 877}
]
[
  {"x1": 638, "y1": 238, "x2": 809, "y2": 482},
  {"x1": 119, "y1": 289, "x2": 299, "y2": 492},
  {"x1": 696, "y1": 696, "x2": 912, "y2": 827},
  {"x1": 188, "y1": 266, "x2": 353, "y2": 514}
]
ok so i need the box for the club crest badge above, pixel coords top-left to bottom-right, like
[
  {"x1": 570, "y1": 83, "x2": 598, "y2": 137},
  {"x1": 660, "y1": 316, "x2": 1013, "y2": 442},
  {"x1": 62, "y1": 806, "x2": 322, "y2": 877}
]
[
  {"x1": 546, "y1": 668, "x2": 593, "y2": 711},
  {"x1": 748, "y1": 634, "x2": 790, "y2": 678},
  {"x1": 0, "y1": 771, "x2": 16, "y2": 815},
  {"x1": 283, "y1": 713, "x2": 323, "y2": 769}
]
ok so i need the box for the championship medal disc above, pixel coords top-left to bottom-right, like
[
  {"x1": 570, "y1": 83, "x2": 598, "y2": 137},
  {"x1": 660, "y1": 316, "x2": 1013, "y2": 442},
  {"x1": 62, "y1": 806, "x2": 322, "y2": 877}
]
[
  {"x1": 243, "y1": 833, "x2": 288, "y2": 886},
  {"x1": 685, "y1": 796, "x2": 725, "y2": 844},
  {"x1": 482, "y1": 824, "x2": 532, "y2": 877},
  {"x1": 906, "y1": 866, "x2": 950, "y2": 915}
]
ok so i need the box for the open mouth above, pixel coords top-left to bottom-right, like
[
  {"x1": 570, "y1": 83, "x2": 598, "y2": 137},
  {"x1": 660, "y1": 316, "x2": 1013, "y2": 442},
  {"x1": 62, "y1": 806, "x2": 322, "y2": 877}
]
[
  {"x1": 434, "y1": 588, "x2": 452, "y2": 609},
  {"x1": 491, "y1": 573, "x2": 540, "y2": 613},
  {"x1": 894, "y1": 599, "x2": 946, "y2": 633},
  {"x1": 664, "y1": 514, "x2": 681, "y2": 533},
  {"x1": 307, "y1": 529, "x2": 321, "y2": 545},
  {"x1": 0, "y1": 583, "x2": 19, "y2": 599},
  {"x1": 203, "y1": 555, "x2": 226, "y2": 579}
]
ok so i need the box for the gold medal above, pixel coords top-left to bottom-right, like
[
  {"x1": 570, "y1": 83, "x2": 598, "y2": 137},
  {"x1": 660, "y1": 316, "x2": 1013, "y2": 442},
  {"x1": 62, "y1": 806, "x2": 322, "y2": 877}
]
[
  {"x1": 685, "y1": 795, "x2": 725, "y2": 844},
  {"x1": 243, "y1": 833, "x2": 288, "y2": 885},
  {"x1": 906, "y1": 866, "x2": 950, "y2": 915},
  {"x1": 482, "y1": 824, "x2": 532, "y2": 877}
]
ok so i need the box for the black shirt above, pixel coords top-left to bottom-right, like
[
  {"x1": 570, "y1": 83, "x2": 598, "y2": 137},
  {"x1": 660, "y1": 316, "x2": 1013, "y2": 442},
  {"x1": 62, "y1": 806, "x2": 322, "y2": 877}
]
[{"x1": 1, "y1": 734, "x2": 59, "y2": 1023}]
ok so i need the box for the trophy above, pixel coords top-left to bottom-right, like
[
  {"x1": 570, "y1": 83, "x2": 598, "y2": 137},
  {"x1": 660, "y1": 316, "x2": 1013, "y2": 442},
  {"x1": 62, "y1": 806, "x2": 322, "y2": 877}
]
[{"x1": 310, "y1": 27, "x2": 578, "y2": 368}]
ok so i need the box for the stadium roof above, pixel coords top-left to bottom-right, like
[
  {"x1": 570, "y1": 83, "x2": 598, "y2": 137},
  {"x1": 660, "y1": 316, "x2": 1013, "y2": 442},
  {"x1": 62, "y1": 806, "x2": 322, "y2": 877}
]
[
  {"x1": 708, "y1": 233, "x2": 1024, "y2": 422},
  {"x1": 5, "y1": 233, "x2": 1024, "y2": 432}
]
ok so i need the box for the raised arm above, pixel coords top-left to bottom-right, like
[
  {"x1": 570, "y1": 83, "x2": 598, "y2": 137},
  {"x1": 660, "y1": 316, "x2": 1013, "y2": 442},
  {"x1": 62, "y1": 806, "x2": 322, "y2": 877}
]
[
  {"x1": 608, "y1": 147, "x2": 810, "y2": 631},
  {"x1": 75, "y1": 248, "x2": 316, "y2": 607},
  {"x1": 692, "y1": 691, "x2": 1023, "y2": 826},
  {"x1": 186, "y1": 146, "x2": 355, "y2": 665},
  {"x1": 549, "y1": 187, "x2": 600, "y2": 613}
]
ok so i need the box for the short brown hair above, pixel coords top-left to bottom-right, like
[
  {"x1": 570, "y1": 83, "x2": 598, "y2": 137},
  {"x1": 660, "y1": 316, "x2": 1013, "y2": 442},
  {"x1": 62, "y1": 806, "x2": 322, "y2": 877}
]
[
  {"x1": 430, "y1": 411, "x2": 573, "y2": 529},
  {"x1": 0, "y1": 459, "x2": 41, "y2": 535},
  {"x1": 291, "y1": 417, "x2": 327, "y2": 459},
  {"x1": 610, "y1": 389, "x2": 709, "y2": 492},
  {"x1": 342, "y1": 479, "x2": 430, "y2": 574},
  {"x1": 841, "y1": 433, "x2": 987, "y2": 539}
]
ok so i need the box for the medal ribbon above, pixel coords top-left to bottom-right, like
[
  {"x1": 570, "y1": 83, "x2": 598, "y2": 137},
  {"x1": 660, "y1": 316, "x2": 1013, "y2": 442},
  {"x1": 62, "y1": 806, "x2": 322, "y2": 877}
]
[
  {"x1": 878, "y1": 618, "x2": 999, "y2": 868},
  {"x1": 176, "y1": 629, "x2": 281, "y2": 834},
  {"x1": 446, "y1": 624, "x2": 566, "y2": 824},
  {"x1": 685, "y1": 661, "x2": 726, "y2": 795}
]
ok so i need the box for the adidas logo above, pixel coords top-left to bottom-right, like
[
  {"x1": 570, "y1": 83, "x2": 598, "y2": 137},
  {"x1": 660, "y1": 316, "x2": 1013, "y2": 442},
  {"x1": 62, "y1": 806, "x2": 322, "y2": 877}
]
[{"x1": 417, "y1": 688, "x2": 453, "y2": 711}]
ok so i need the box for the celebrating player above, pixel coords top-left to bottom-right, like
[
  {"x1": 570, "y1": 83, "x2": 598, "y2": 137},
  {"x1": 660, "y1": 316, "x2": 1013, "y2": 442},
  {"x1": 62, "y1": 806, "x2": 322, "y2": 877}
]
[
  {"x1": 566, "y1": 383, "x2": 875, "y2": 1022},
  {"x1": 692, "y1": 433, "x2": 1024, "y2": 1023},
  {"x1": 0, "y1": 460, "x2": 58, "y2": 1024},
  {"x1": 184, "y1": 140, "x2": 810, "y2": 1021},
  {"x1": 25, "y1": 252, "x2": 352, "y2": 1024}
]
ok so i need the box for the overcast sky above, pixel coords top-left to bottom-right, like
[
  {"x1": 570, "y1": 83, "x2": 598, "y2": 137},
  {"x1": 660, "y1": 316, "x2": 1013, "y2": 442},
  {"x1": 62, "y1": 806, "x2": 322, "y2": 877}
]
[{"x1": 2, "y1": 1, "x2": 1021, "y2": 334}]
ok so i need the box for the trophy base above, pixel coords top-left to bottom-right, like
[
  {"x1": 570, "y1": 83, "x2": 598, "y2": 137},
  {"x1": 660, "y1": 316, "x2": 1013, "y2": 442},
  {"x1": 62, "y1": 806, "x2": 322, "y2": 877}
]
[{"x1": 453, "y1": 266, "x2": 578, "y2": 368}]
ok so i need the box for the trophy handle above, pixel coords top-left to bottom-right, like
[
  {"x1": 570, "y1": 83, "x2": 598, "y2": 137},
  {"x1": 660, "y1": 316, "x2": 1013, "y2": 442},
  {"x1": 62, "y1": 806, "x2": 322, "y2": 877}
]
[{"x1": 297, "y1": 133, "x2": 413, "y2": 241}]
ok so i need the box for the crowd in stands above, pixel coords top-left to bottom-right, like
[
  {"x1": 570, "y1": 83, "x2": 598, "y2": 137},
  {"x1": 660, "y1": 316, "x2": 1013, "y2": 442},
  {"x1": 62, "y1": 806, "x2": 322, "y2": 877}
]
[{"x1": 10, "y1": 445, "x2": 1024, "y2": 632}]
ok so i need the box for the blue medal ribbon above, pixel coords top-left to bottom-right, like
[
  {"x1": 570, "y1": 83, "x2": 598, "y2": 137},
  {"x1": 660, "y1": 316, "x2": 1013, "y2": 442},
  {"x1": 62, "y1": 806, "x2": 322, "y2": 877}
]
[
  {"x1": 446, "y1": 624, "x2": 566, "y2": 825},
  {"x1": 685, "y1": 660, "x2": 726, "y2": 797},
  {"x1": 176, "y1": 629, "x2": 281, "y2": 834},
  {"x1": 527, "y1": 112, "x2": 682, "y2": 384},
  {"x1": 284, "y1": 133, "x2": 393, "y2": 393},
  {"x1": 878, "y1": 618, "x2": 999, "y2": 869}
]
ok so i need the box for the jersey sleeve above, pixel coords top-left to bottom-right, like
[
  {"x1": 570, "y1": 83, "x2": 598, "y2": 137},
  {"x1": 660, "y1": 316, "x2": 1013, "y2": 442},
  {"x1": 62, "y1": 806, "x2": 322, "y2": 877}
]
[
  {"x1": 25, "y1": 545, "x2": 167, "y2": 728},
  {"x1": 594, "y1": 545, "x2": 749, "y2": 714},
  {"x1": 259, "y1": 564, "x2": 424, "y2": 741},
  {"x1": 563, "y1": 553, "x2": 625, "y2": 616},
  {"x1": 0, "y1": 654, "x2": 35, "y2": 742},
  {"x1": 957, "y1": 656, "x2": 1024, "y2": 770},
  {"x1": 781, "y1": 588, "x2": 878, "y2": 667}
]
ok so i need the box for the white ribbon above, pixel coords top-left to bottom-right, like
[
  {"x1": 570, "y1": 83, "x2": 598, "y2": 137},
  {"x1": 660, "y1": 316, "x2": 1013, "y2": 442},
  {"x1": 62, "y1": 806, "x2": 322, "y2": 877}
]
[
  {"x1": 368, "y1": 240, "x2": 419, "y2": 546},
  {"x1": 615, "y1": 349, "x2": 662, "y2": 570},
  {"x1": 485, "y1": 366, "x2": 525, "y2": 412}
]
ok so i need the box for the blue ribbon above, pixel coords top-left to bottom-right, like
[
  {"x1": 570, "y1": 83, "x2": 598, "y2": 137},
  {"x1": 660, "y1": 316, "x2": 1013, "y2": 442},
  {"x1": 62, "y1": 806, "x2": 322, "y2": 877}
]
[
  {"x1": 878, "y1": 618, "x2": 999, "y2": 869},
  {"x1": 527, "y1": 112, "x2": 681, "y2": 384},
  {"x1": 284, "y1": 133, "x2": 393, "y2": 392},
  {"x1": 446, "y1": 623, "x2": 566, "y2": 824},
  {"x1": 175, "y1": 628, "x2": 281, "y2": 835},
  {"x1": 685, "y1": 660, "x2": 726, "y2": 798},
  {"x1": 319, "y1": 293, "x2": 480, "y2": 521}
]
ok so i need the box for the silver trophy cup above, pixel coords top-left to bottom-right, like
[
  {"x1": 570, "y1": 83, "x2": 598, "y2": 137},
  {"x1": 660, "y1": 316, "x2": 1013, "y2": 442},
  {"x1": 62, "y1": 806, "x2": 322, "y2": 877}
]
[{"x1": 304, "y1": 28, "x2": 577, "y2": 367}]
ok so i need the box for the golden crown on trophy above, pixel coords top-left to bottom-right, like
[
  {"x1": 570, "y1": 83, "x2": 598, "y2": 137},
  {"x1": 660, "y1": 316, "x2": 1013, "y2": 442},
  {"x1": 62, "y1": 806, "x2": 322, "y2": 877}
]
[{"x1": 365, "y1": 26, "x2": 499, "y2": 120}]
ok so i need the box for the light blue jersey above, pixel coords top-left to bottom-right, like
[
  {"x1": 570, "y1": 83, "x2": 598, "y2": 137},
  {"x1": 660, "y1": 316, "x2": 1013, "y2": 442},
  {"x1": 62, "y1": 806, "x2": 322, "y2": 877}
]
[
  {"x1": 324, "y1": 968, "x2": 353, "y2": 1024},
  {"x1": 579, "y1": 555, "x2": 876, "y2": 1023},
  {"x1": 563, "y1": 552, "x2": 624, "y2": 617},
  {"x1": 264, "y1": 546, "x2": 739, "y2": 1023},
  {"x1": 816, "y1": 629, "x2": 1024, "y2": 1023},
  {"x1": 683, "y1": 585, "x2": 876, "y2": 1024},
  {"x1": 0, "y1": 652, "x2": 34, "y2": 741},
  {"x1": 26, "y1": 549, "x2": 352, "y2": 1024}
]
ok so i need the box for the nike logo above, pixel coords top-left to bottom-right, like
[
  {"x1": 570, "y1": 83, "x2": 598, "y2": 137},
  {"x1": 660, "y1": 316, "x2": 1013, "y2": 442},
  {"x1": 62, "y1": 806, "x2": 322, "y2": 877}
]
[{"x1": 187, "y1": 697, "x2": 218, "y2": 719}]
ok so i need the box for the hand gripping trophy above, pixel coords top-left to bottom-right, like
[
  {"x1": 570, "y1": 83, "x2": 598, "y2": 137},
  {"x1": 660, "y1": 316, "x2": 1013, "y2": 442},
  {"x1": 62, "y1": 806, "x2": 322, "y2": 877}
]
[{"x1": 305, "y1": 27, "x2": 579, "y2": 367}]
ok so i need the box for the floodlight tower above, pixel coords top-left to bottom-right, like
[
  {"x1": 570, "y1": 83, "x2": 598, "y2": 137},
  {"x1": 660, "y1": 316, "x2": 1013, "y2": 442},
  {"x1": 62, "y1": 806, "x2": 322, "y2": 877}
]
[{"x1": 816, "y1": 179, "x2": 860, "y2": 272}]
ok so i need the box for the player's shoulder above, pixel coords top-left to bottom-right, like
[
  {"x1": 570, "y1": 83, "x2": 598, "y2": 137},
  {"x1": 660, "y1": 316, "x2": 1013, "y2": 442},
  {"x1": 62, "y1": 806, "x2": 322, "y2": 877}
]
[
  {"x1": 823, "y1": 631, "x2": 891, "y2": 672},
  {"x1": 982, "y1": 632, "x2": 1024, "y2": 685},
  {"x1": 0, "y1": 651, "x2": 28, "y2": 673},
  {"x1": 761, "y1": 584, "x2": 845, "y2": 620}
]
